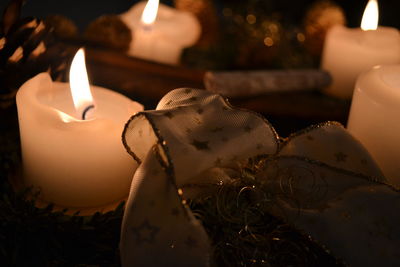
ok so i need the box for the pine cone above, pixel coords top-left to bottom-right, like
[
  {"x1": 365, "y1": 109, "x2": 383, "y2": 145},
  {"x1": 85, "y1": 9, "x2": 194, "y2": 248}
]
[{"x1": 0, "y1": 0, "x2": 74, "y2": 108}]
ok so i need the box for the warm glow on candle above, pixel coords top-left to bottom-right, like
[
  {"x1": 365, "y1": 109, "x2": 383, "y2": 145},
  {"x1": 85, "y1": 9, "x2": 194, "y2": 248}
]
[
  {"x1": 361, "y1": 0, "x2": 379, "y2": 31},
  {"x1": 141, "y1": 0, "x2": 159, "y2": 26},
  {"x1": 69, "y1": 48, "x2": 95, "y2": 119}
]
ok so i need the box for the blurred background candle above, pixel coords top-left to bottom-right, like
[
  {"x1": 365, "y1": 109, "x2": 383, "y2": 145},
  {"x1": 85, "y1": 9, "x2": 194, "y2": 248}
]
[
  {"x1": 347, "y1": 64, "x2": 400, "y2": 187},
  {"x1": 16, "y1": 49, "x2": 143, "y2": 208},
  {"x1": 120, "y1": 0, "x2": 201, "y2": 65},
  {"x1": 322, "y1": 0, "x2": 400, "y2": 99}
]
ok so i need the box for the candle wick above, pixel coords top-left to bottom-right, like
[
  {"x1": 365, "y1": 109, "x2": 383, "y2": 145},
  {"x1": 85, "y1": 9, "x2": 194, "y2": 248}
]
[
  {"x1": 142, "y1": 24, "x2": 153, "y2": 32},
  {"x1": 82, "y1": 105, "x2": 95, "y2": 120}
]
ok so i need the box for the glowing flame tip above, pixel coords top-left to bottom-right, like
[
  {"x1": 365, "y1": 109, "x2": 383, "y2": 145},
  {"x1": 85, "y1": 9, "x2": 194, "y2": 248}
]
[
  {"x1": 69, "y1": 48, "x2": 94, "y2": 119},
  {"x1": 141, "y1": 0, "x2": 159, "y2": 26},
  {"x1": 361, "y1": 0, "x2": 379, "y2": 31}
]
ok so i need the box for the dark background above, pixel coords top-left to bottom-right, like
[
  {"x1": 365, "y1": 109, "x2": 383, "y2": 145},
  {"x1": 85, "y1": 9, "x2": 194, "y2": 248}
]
[{"x1": 1, "y1": 0, "x2": 400, "y2": 30}]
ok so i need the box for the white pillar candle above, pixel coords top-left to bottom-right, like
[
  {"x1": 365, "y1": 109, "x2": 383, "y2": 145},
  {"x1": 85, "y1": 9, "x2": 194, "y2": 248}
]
[
  {"x1": 120, "y1": 0, "x2": 201, "y2": 65},
  {"x1": 16, "y1": 49, "x2": 143, "y2": 208},
  {"x1": 347, "y1": 64, "x2": 400, "y2": 187},
  {"x1": 321, "y1": 0, "x2": 400, "y2": 99}
]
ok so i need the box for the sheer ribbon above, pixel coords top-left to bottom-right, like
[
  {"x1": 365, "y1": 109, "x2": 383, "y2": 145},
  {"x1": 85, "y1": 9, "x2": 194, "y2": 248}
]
[{"x1": 121, "y1": 88, "x2": 399, "y2": 266}]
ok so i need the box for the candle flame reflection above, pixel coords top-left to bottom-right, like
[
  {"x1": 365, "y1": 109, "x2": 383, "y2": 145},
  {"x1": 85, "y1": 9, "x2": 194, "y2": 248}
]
[
  {"x1": 361, "y1": 0, "x2": 379, "y2": 31},
  {"x1": 69, "y1": 48, "x2": 95, "y2": 119},
  {"x1": 141, "y1": 0, "x2": 159, "y2": 26}
]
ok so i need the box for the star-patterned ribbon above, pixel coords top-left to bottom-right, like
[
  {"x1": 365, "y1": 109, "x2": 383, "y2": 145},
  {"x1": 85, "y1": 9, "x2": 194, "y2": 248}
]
[{"x1": 120, "y1": 88, "x2": 399, "y2": 266}]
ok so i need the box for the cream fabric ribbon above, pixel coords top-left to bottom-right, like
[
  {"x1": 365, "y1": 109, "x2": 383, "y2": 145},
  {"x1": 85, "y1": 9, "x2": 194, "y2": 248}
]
[{"x1": 120, "y1": 88, "x2": 399, "y2": 266}]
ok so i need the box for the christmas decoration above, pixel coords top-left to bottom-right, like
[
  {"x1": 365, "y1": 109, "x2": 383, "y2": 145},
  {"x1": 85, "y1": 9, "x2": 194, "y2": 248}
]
[
  {"x1": 303, "y1": 0, "x2": 346, "y2": 57},
  {"x1": 0, "y1": 0, "x2": 74, "y2": 108},
  {"x1": 2, "y1": 87, "x2": 386, "y2": 266},
  {"x1": 189, "y1": 168, "x2": 343, "y2": 266},
  {"x1": 44, "y1": 15, "x2": 78, "y2": 39},
  {"x1": 84, "y1": 15, "x2": 132, "y2": 52},
  {"x1": 120, "y1": 88, "x2": 400, "y2": 267},
  {"x1": 174, "y1": 0, "x2": 219, "y2": 47},
  {"x1": 2, "y1": 1, "x2": 398, "y2": 266},
  {"x1": 221, "y1": 2, "x2": 283, "y2": 69},
  {"x1": 180, "y1": 0, "x2": 318, "y2": 70},
  {"x1": 204, "y1": 69, "x2": 331, "y2": 97}
]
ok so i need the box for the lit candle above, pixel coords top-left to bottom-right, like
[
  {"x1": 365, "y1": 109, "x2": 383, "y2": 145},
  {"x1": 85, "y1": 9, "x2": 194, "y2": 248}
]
[
  {"x1": 347, "y1": 64, "x2": 400, "y2": 187},
  {"x1": 16, "y1": 48, "x2": 143, "y2": 209},
  {"x1": 120, "y1": 0, "x2": 201, "y2": 65},
  {"x1": 321, "y1": 0, "x2": 400, "y2": 99}
]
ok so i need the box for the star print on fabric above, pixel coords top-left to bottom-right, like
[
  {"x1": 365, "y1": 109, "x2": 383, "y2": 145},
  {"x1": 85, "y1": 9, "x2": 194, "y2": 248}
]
[
  {"x1": 185, "y1": 128, "x2": 192, "y2": 134},
  {"x1": 196, "y1": 108, "x2": 204, "y2": 114},
  {"x1": 184, "y1": 88, "x2": 192, "y2": 94},
  {"x1": 185, "y1": 236, "x2": 198, "y2": 249},
  {"x1": 194, "y1": 117, "x2": 202, "y2": 125},
  {"x1": 334, "y1": 152, "x2": 347, "y2": 162},
  {"x1": 165, "y1": 99, "x2": 173, "y2": 106},
  {"x1": 164, "y1": 111, "x2": 174, "y2": 119},
  {"x1": 191, "y1": 139, "x2": 210, "y2": 151},
  {"x1": 189, "y1": 96, "x2": 198, "y2": 102},
  {"x1": 244, "y1": 125, "x2": 253, "y2": 133},
  {"x1": 210, "y1": 126, "x2": 224, "y2": 133},
  {"x1": 131, "y1": 220, "x2": 160, "y2": 244}
]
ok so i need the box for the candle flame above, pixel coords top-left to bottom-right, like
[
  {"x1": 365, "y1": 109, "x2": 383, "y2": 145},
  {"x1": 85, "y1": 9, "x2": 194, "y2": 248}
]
[
  {"x1": 69, "y1": 48, "x2": 95, "y2": 119},
  {"x1": 361, "y1": 0, "x2": 379, "y2": 31},
  {"x1": 141, "y1": 0, "x2": 159, "y2": 26}
]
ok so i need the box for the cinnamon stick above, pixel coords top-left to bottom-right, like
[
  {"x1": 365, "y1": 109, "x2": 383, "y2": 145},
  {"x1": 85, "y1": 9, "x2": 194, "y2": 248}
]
[{"x1": 204, "y1": 69, "x2": 332, "y2": 97}]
